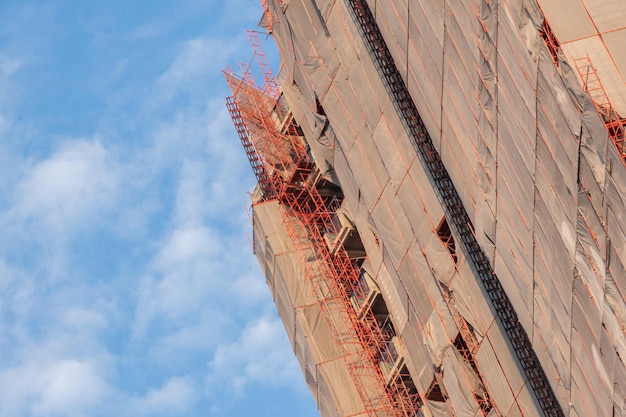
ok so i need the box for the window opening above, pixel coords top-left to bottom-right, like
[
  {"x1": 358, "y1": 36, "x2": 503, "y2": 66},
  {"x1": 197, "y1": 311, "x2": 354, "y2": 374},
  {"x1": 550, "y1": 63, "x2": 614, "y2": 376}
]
[
  {"x1": 453, "y1": 333, "x2": 492, "y2": 414},
  {"x1": 539, "y1": 18, "x2": 560, "y2": 66},
  {"x1": 315, "y1": 97, "x2": 326, "y2": 116},
  {"x1": 425, "y1": 378, "x2": 446, "y2": 402},
  {"x1": 393, "y1": 366, "x2": 423, "y2": 411},
  {"x1": 436, "y1": 217, "x2": 457, "y2": 263}
]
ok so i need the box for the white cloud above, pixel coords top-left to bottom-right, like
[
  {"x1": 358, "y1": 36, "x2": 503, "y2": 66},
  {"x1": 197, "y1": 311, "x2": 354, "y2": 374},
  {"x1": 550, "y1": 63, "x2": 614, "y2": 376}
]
[
  {"x1": 156, "y1": 226, "x2": 217, "y2": 270},
  {"x1": 149, "y1": 311, "x2": 233, "y2": 362},
  {"x1": 126, "y1": 377, "x2": 196, "y2": 416},
  {"x1": 0, "y1": 54, "x2": 23, "y2": 173},
  {"x1": 133, "y1": 225, "x2": 219, "y2": 336},
  {"x1": 152, "y1": 38, "x2": 237, "y2": 107},
  {"x1": 0, "y1": 54, "x2": 22, "y2": 81},
  {"x1": 0, "y1": 54, "x2": 22, "y2": 122},
  {"x1": 0, "y1": 3, "x2": 310, "y2": 416},
  {"x1": 131, "y1": 118, "x2": 261, "y2": 338},
  {"x1": 208, "y1": 315, "x2": 301, "y2": 394},
  {"x1": 59, "y1": 306, "x2": 109, "y2": 338},
  {"x1": 172, "y1": 160, "x2": 211, "y2": 227},
  {"x1": 125, "y1": 41, "x2": 285, "y2": 403},
  {"x1": 9, "y1": 139, "x2": 119, "y2": 234},
  {"x1": 0, "y1": 139, "x2": 121, "y2": 281},
  {"x1": 142, "y1": 98, "x2": 255, "y2": 218},
  {"x1": 0, "y1": 345, "x2": 196, "y2": 417},
  {"x1": 32, "y1": 360, "x2": 109, "y2": 416},
  {"x1": 0, "y1": 358, "x2": 110, "y2": 417},
  {"x1": 132, "y1": 224, "x2": 264, "y2": 335},
  {"x1": 127, "y1": 24, "x2": 164, "y2": 41}
]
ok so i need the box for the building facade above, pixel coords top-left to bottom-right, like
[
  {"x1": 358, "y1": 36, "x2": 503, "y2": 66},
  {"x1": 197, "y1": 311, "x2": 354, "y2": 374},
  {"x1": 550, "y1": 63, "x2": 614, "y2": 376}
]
[{"x1": 226, "y1": 1, "x2": 626, "y2": 416}]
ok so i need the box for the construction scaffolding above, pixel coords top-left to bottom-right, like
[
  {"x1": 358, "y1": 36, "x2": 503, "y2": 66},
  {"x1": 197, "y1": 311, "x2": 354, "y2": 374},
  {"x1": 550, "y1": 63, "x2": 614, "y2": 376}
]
[
  {"x1": 225, "y1": 1, "x2": 626, "y2": 416},
  {"x1": 575, "y1": 56, "x2": 626, "y2": 163},
  {"x1": 345, "y1": 1, "x2": 564, "y2": 415},
  {"x1": 225, "y1": 32, "x2": 422, "y2": 417},
  {"x1": 539, "y1": 17, "x2": 561, "y2": 67}
]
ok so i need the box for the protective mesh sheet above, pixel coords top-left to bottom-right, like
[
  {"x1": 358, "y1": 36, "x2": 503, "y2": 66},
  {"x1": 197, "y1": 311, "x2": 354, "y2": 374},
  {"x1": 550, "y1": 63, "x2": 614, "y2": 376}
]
[
  {"x1": 318, "y1": 360, "x2": 364, "y2": 416},
  {"x1": 253, "y1": 200, "x2": 359, "y2": 416},
  {"x1": 371, "y1": 260, "x2": 409, "y2": 333},
  {"x1": 255, "y1": 0, "x2": 626, "y2": 416},
  {"x1": 475, "y1": 338, "x2": 514, "y2": 415},
  {"x1": 441, "y1": 347, "x2": 481, "y2": 417}
]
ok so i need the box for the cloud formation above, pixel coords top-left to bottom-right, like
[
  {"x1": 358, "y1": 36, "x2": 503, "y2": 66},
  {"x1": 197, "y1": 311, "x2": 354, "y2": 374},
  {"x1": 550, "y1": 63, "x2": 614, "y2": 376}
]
[
  {"x1": 209, "y1": 315, "x2": 302, "y2": 393},
  {"x1": 0, "y1": 1, "x2": 318, "y2": 416},
  {"x1": 11, "y1": 139, "x2": 119, "y2": 232},
  {"x1": 0, "y1": 358, "x2": 109, "y2": 417}
]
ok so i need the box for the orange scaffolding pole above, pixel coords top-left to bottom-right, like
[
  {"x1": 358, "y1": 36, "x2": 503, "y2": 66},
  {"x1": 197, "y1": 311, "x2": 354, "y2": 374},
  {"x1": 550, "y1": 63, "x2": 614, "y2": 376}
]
[
  {"x1": 224, "y1": 35, "x2": 422, "y2": 417},
  {"x1": 539, "y1": 17, "x2": 561, "y2": 67},
  {"x1": 575, "y1": 55, "x2": 626, "y2": 165}
]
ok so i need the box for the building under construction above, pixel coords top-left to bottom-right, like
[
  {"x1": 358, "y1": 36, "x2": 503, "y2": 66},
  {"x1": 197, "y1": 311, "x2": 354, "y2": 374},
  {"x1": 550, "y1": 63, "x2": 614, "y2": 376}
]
[{"x1": 224, "y1": 1, "x2": 626, "y2": 416}]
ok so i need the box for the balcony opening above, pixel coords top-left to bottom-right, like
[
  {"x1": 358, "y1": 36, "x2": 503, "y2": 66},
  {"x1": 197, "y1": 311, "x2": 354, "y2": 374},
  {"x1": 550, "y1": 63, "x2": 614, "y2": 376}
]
[
  {"x1": 378, "y1": 318, "x2": 399, "y2": 370},
  {"x1": 371, "y1": 291, "x2": 389, "y2": 319},
  {"x1": 393, "y1": 366, "x2": 423, "y2": 411},
  {"x1": 425, "y1": 378, "x2": 446, "y2": 402},
  {"x1": 322, "y1": 196, "x2": 365, "y2": 258},
  {"x1": 453, "y1": 333, "x2": 475, "y2": 370},
  {"x1": 436, "y1": 217, "x2": 457, "y2": 263},
  {"x1": 315, "y1": 98, "x2": 326, "y2": 116},
  {"x1": 350, "y1": 268, "x2": 385, "y2": 317},
  {"x1": 318, "y1": 181, "x2": 342, "y2": 199},
  {"x1": 453, "y1": 333, "x2": 492, "y2": 414},
  {"x1": 539, "y1": 18, "x2": 560, "y2": 67}
]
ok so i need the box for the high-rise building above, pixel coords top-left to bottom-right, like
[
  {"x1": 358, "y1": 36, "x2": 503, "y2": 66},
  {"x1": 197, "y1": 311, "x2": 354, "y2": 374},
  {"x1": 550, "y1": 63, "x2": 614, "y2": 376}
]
[{"x1": 225, "y1": 1, "x2": 626, "y2": 416}]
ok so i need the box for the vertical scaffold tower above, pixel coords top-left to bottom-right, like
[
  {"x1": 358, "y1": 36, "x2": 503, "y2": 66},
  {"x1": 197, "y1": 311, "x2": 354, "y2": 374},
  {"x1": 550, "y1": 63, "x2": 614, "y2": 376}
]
[
  {"x1": 224, "y1": 31, "x2": 423, "y2": 417},
  {"x1": 575, "y1": 55, "x2": 626, "y2": 164}
]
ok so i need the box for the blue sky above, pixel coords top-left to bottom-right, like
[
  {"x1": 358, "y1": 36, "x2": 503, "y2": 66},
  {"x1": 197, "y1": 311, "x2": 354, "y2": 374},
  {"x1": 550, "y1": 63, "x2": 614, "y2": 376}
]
[{"x1": 0, "y1": 1, "x2": 319, "y2": 416}]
